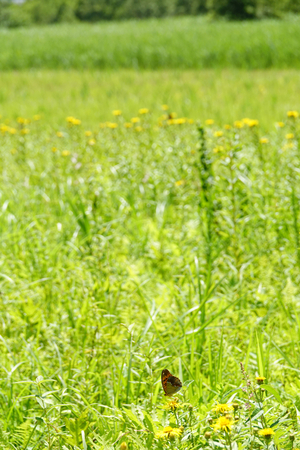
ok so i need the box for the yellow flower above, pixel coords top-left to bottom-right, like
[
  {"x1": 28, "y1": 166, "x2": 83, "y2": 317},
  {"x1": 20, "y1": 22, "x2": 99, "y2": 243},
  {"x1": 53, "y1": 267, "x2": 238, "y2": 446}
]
[
  {"x1": 260, "y1": 137, "x2": 269, "y2": 144},
  {"x1": 85, "y1": 130, "x2": 92, "y2": 137},
  {"x1": 169, "y1": 112, "x2": 177, "y2": 119},
  {"x1": 106, "y1": 122, "x2": 118, "y2": 129},
  {"x1": 163, "y1": 398, "x2": 182, "y2": 411},
  {"x1": 135, "y1": 126, "x2": 143, "y2": 132},
  {"x1": 282, "y1": 142, "x2": 294, "y2": 151},
  {"x1": 276, "y1": 122, "x2": 284, "y2": 128},
  {"x1": 17, "y1": 117, "x2": 30, "y2": 125},
  {"x1": 188, "y1": 119, "x2": 194, "y2": 124},
  {"x1": 21, "y1": 128, "x2": 30, "y2": 135},
  {"x1": 205, "y1": 119, "x2": 214, "y2": 125},
  {"x1": 224, "y1": 124, "x2": 231, "y2": 130},
  {"x1": 62, "y1": 150, "x2": 70, "y2": 156},
  {"x1": 248, "y1": 119, "x2": 259, "y2": 127},
  {"x1": 33, "y1": 114, "x2": 41, "y2": 121},
  {"x1": 113, "y1": 110, "x2": 122, "y2": 116},
  {"x1": 131, "y1": 117, "x2": 140, "y2": 123},
  {"x1": 10, "y1": 148, "x2": 17, "y2": 155},
  {"x1": 52, "y1": 147, "x2": 57, "y2": 153},
  {"x1": 175, "y1": 180, "x2": 185, "y2": 187},
  {"x1": 8, "y1": 127, "x2": 17, "y2": 134},
  {"x1": 124, "y1": 122, "x2": 133, "y2": 128},
  {"x1": 99, "y1": 122, "x2": 106, "y2": 128},
  {"x1": 162, "y1": 104, "x2": 169, "y2": 110},
  {"x1": 155, "y1": 426, "x2": 183, "y2": 440},
  {"x1": 66, "y1": 116, "x2": 81, "y2": 126},
  {"x1": 286, "y1": 133, "x2": 294, "y2": 139},
  {"x1": 56, "y1": 131, "x2": 64, "y2": 137},
  {"x1": 139, "y1": 108, "x2": 149, "y2": 114},
  {"x1": 167, "y1": 119, "x2": 175, "y2": 125},
  {"x1": 234, "y1": 120, "x2": 244, "y2": 128},
  {"x1": 212, "y1": 402, "x2": 234, "y2": 414},
  {"x1": 173, "y1": 118, "x2": 186, "y2": 125},
  {"x1": 258, "y1": 428, "x2": 275, "y2": 439},
  {"x1": 88, "y1": 139, "x2": 96, "y2": 145},
  {"x1": 256, "y1": 376, "x2": 266, "y2": 385},
  {"x1": 287, "y1": 110, "x2": 299, "y2": 118},
  {"x1": 120, "y1": 443, "x2": 127, "y2": 450},
  {"x1": 214, "y1": 131, "x2": 223, "y2": 137},
  {"x1": 213, "y1": 416, "x2": 233, "y2": 432}
]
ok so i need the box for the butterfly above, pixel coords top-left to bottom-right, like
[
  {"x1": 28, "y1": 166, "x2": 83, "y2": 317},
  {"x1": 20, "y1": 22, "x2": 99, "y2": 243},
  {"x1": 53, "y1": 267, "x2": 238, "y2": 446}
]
[{"x1": 161, "y1": 369, "x2": 182, "y2": 396}]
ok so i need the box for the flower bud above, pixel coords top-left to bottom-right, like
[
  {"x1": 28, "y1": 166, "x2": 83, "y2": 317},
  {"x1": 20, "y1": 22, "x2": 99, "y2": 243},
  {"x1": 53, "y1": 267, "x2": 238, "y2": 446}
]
[
  {"x1": 120, "y1": 442, "x2": 127, "y2": 450},
  {"x1": 204, "y1": 431, "x2": 212, "y2": 440}
]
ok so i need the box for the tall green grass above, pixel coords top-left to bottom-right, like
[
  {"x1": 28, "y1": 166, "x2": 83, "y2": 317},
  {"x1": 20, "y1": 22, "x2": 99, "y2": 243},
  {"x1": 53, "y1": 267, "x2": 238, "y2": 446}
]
[
  {"x1": 1, "y1": 15, "x2": 300, "y2": 70},
  {"x1": 1, "y1": 93, "x2": 300, "y2": 446}
]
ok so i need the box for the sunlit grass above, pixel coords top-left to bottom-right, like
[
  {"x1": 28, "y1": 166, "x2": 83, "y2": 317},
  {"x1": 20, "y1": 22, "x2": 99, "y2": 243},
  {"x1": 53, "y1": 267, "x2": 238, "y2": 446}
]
[
  {"x1": 1, "y1": 16, "x2": 300, "y2": 70},
  {"x1": 1, "y1": 96, "x2": 300, "y2": 447}
]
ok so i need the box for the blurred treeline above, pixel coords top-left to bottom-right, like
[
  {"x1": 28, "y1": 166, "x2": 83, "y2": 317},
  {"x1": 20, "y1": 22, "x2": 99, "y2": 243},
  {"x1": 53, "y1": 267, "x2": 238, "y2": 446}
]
[{"x1": 1, "y1": 0, "x2": 300, "y2": 27}]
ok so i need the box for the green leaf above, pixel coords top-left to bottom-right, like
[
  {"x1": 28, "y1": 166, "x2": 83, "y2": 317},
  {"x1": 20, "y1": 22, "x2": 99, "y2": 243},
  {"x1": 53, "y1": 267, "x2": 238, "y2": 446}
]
[
  {"x1": 262, "y1": 385, "x2": 282, "y2": 404},
  {"x1": 143, "y1": 411, "x2": 156, "y2": 433},
  {"x1": 123, "y1": 409, "x2": 144, "y2": 429}
]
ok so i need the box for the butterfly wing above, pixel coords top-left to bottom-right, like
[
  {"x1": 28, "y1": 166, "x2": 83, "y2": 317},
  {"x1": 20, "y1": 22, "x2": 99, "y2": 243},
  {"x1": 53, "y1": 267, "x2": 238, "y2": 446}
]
[{"x1": 161, "y1": 369, "x2": 182, "y2": 396}]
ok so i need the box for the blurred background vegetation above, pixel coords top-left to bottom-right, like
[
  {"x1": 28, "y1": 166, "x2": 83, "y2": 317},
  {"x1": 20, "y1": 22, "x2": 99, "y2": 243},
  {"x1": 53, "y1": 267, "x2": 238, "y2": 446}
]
[{"x1": 1, "y1": 0, "x2": 300, "y2": 27}]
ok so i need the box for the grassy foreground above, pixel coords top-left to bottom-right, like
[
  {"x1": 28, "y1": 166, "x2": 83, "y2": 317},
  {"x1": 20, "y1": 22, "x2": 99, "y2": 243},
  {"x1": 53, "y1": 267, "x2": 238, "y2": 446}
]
[
  {"x1": 1, "y1": 16, "x2": 300, "y2": 70},
  {"x1": 1, "y1": 94, "x2": 300, "y2": 448},
  {"x1": 1, "y1": 69, "x2": 300, "y2": 129}
]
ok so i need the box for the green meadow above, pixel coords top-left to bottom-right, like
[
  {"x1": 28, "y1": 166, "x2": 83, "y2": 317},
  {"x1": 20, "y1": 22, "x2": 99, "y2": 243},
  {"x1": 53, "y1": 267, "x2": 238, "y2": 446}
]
[{"x1": 1, "y1": 16, "x2": 300, "y2": 450}]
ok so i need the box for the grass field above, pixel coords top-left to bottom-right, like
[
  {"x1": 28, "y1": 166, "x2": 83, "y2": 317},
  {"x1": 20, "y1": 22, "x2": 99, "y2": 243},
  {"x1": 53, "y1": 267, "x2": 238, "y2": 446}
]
[
  {"x1": 1, "y1": 15, "x2": 300, "y2": 70},
  {"x1": 1, "y1": 86, "x2": 300, "y2": 448},
  {"x1": 1, "y1": 69, "x2": 300, "y2": 130},
  {"x1": 2, "y1": 15, "x2": 300, "y2": 450}
]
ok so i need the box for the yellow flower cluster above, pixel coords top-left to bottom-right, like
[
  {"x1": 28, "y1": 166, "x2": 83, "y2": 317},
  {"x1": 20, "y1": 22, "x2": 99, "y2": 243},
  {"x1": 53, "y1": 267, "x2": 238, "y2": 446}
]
[
  {"x1": 66, "y1": 116, "x2": 81, "y2": 126},
  {"x1": 287, "y1": 110, "x2": 299, "y2": 118},
  {"x1": 213, "y1": 416, "x2": 233, "y2": 432},
  {"x1": 155, "y1": 426, "x2": 183, "y2": 440},
  {"x1": 212, "y1": 402, "x2": 234, "y2": 414}
]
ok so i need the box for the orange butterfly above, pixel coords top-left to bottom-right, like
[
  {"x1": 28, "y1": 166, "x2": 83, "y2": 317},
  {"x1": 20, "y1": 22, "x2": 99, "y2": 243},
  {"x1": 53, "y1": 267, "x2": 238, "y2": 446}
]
[{"x1": 161, "y1": 369, "x2": 182, "y2": 396}]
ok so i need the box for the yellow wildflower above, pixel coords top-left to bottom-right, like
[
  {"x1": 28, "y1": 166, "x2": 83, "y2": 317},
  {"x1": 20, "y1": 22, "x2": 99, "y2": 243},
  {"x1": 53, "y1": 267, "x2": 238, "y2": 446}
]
[
  {"x1": 113, "y1": 110, "x2": 122, "y2": 116},
  {"x1": 131, "y1": 117, "x2": 140, "y2": 124},
  {"x1": 17, "y1": 117, "x2": 30, "y2": 125},
  {"x1": 85, "y1": 130, "x2": 92, "y2": 137},
  {"x1": 175, "y1": 180, "x2": 185, "y2": 187},
  {"x1": 248, "y1": 119, "x2": 259, "y2": 127},
  {"x1": 99, "y1": 123, "x2": 106, "y2": 128},
  {"x1": 234, "y1": 120, "x2": 244, "y2": 128},
  {"x1": 52, "y1": 147, "x2": 57, "y2": 153},
  {"x1": 282, "y1": 142, "x2": 294, "y2": 151},
  {"x1": 260, "y1": 137, "x2": 269, "y2": 144},
  {"x1": 21, "y1": 128, "x2": 30, "y2": 135},
  {"x1": 258, "y1": 428, "x2": 275, "y2": 439},
  {"x1": 174, "y1": 118, "x2": 186, "y2": 125},
  {"x1": 286, "y1": 133, "x2": 294, "y2": 139},
  {"x1": 135, "y1": 126, "x2": 143, "y2": 132},
  {"x1": 10, "y1": 148, "x2": 17, "y2": 155},
  {"x1": 106, "y1": 122, "x2": 118, "y2": 129},
  {"x1": 124, "y1": 122, "x2": 133, "y2": 128},
  {"x1": 213, "y1": 416, "x2": 233, "y2": 432},
  {"x1": 276, "y1": 122, "x2": 284, "y2": 128},
  {"x1": 56, "y1": 131, "x2": 64, "y2": 137},
  {"x1": 155, "y1": 426, "x2": 183, "y2": 440},
  {"x1": 33, "y1": 115, "x2": 41, "y2": 121},
  {"x1": 163, "y1": 398, "x2": 181, "y2": 411},
  {"x1": 169, "y1": 112, "x2": 177, "y2": 119},
  {"x1": 287, "y1": 111, "x2": 299, "y2": 118},
  {"x1": 88, "y1": 139, "x2": 96, "y2": 145},
  {"x1": 188, "y1": 119, "x2": 194, "y2": 124},
  {"x1": 120, "y1": 443, "x2": 127, "y2": 450},
  {"x1": 8, "y1": 127, "x2": 17, "y2": 134},
  {"x1": 214, "y1": 131, "x2": 223, "y2": 137},
  {"x1": 162, "y1": 104, "x2": 169, "y2": 110},
  {"x1": 224, "y1": 124, "x2": 231, "y2": 130},
  {"x1": 213, "y1": 146, "x2": 224, "y2": 153},
  {"x1": 62, "y1": 150, "x2": 70, "y2": 156},
  {"x1": 212, "y1": 402, "x2": 234, "y2": 414},
  {"x1": 205, "y1": 119, "x2": 214, "y2": 125},
  {"x1": 256, "y1": 376, "x2": 266, "y2": 385},
  {"x1": 139, "y1": 108, "x2": 149, "y2": 114}
]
